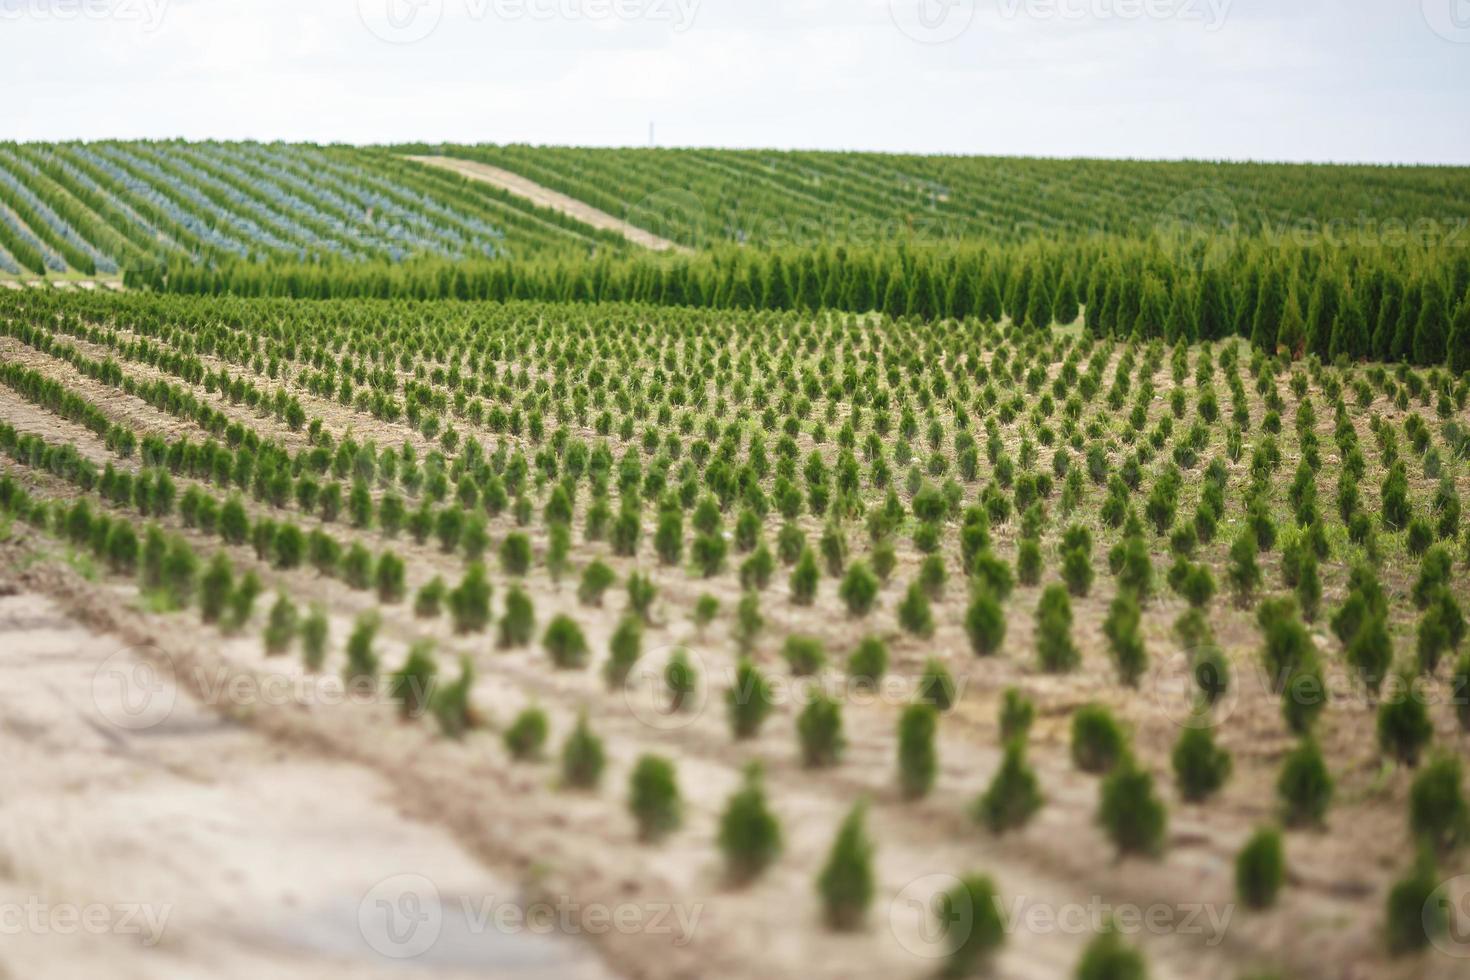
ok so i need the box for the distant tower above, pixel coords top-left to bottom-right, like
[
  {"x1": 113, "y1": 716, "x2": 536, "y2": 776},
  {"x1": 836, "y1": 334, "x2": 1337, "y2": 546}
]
[{"x1": 649, "y1": 122, "x2": 655, "y2": 147}]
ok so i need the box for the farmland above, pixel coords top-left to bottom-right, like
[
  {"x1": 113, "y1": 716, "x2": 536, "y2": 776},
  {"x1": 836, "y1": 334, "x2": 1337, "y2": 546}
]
[{"x1": 1, "y1": 144, "x2": 1469, "y2": 980}]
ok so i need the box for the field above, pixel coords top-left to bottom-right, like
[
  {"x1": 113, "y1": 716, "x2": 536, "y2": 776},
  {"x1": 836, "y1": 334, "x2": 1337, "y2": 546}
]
[{"x1": 1, "y1": 144, "x2": 1469, "y2": 980}]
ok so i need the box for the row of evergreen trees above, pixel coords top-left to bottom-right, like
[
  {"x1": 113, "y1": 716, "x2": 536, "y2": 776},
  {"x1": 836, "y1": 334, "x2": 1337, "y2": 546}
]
[{"x1": 133, "y1": 236, "x2": 1470, "y2": 370}]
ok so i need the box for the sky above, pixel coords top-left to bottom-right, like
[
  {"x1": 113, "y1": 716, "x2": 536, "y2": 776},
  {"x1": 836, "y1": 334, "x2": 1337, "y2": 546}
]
[{"x1": 3, "y1": 0, "x2": 1469, "y2": 164}]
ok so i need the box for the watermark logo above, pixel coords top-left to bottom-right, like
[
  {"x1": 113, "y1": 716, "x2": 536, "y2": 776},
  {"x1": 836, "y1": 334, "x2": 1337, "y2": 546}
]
[
  {"x1": 1423, "y1": 0, "x2": 1470, "y2": 44},
  {"x1": 1428, "y1": 874, "x2": 1470, "y2": 958},
  {"x1": 890, "y1": 0, "x2": 975, "y2": 45},
  {"x1": 621, "y1": 644, "x2": 710, "y2": 733},
  {"x1": 1153, "y1": 188, "x2": 1239, "y2": 272},
  {"x1": 357, "y1": 874, "x2": 702, "y2": 958},
  {"x1": 1144, "y1": 646, "x2": 1239, "y2": 729},
  {"x1": 890, "y1": 873, "x2": 972, "y2": 960},
  {"x1": 358, "y1": 874, "x2": 444, "y2": 959},
  {"x1": 995, "y1": 0, "x2": 1231, "y2": 31},
  {"x1": 358, "y1": 0, "x2": 444, "y2": 44},
  {"x1": 0, "y1": 0, "x2": 169, "y2": 31},
  {"x1": 0, "y1": 898, "x2": 172, "y2": 946},
  {"x1": 92, "y1": 646, "x2": 177, "y2": 732}
]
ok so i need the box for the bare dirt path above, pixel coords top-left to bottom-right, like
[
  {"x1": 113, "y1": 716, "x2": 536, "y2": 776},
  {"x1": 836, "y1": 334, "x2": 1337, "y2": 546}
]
[
  {"x1": 0, "y1": 582, "x2": 616, "y2": 980},
  {"x1": 406, "y1": 156, "x2": 691, "y2": 254}
]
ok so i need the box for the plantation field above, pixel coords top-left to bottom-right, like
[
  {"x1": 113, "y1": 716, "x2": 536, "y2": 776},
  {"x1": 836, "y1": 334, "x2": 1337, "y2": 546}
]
[{"x1": 1, "y1": 283, "x2": 1468, "y2": 979}]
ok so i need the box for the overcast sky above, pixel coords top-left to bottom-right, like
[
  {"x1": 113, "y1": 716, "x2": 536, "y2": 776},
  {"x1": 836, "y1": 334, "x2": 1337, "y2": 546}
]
[{"x1": 4, "y1": 0, "x2": 1468, "y2": 163}]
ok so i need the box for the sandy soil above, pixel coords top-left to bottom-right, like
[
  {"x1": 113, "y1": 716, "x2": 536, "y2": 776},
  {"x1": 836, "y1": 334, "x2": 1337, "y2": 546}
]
[
  {"x1": 406, "y1": 156, "x2": 691, "y2": 254},
  {"x1": 0, "y1": 580, "x2": 615, "y2": 980}
]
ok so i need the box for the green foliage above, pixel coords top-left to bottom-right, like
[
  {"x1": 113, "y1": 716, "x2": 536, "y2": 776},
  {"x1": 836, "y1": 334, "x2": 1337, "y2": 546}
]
[
  {"x1": 847, "y1": 635, "x2": 888, "y2": 689},
  {"x1": 964, "y1": 586, "x2": 1006, "y2": 657},
  {"x1": 816, "y1": 802, "x2": 875, "y2": 931},
  {"x1": 543, "y1": 614, "x2": 590, "y2": 669},
  {"x1": 727, "y1": 658, "x2": 774, "y2": 739},
  {"x1": 918, "y1": 658, "x2": 957, "y2": 711},
  {"x1": 798, "y1": 693, "x2": 845, "y2": 768},
  {"x1": 718, "y1": 763, "x2": 783, "y2": 884},
  {"x1": 1097, "y1": 754, "x2": 1167, "y2": 857},
  {"x1": 1235, "y1": 827, "x2": 1285, "y2": 909},
  {"x1": 263, "y1": 594, "x2": 298, "y2": 656},
  {"x1": 1036, "y1": 584, "x2": 1080, "y2": 673},
  {"x1": 504, "y1": 705, "x2": 550, "y2": 760},
  {"x1": 838, "y1": 560, "x2": 880, "y2": 616},
  {"x1": 781, "y1": 634, "x2": 826, "y2": 676},
  {"x1": 976, "y1": 741, "x2": 1043, "y2": 834},
  {"x1": 1071, "y1": 704, "x2": 1127, "y2": 774},
  {"x1": 628, "y1": 754, "x2": 682, "y2": 842},
  {"x1": 448, "y1": 562, "x2": 493, "y2": 634},
  {"x1": 561, "y1": 712, "x2": 606, "y2": 789},
  {"x1": 936, "y1": 875, "x2": 1006, "y2": 979},
  {"x1": 1074, "y1": 924, "x2": 1148, "y2": 980},
  {"x1": 1278, "y1": 738, "x2": 1333, "y2": 827},
  {"x1": 389, "y1": 640, "x2": 438, "y2": 719},
  {"x1": 1409, "y1": 754, "x2": 1470, "y2": 853},
  {"x1": 343, "y1": 613, "x2": 380, "y2": 683}
]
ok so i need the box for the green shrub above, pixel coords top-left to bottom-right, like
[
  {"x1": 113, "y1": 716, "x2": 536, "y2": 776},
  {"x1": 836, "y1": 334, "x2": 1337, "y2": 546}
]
[
  {"x1": 1036, "y1": 584, "x2": 1080, "y2": 673},
  {"x1": 664, "y1": 649, "x2": 698, "y2": 712},
  {"x1": 692, "y1": 593, "x2": 719, "y2": 629},
  {"x1": 561, "y1": 712, "x2": 605, "y2": 789},
  {"x1": 936, "y1": 875, "x2": 1006, "y2": 979},
  {"x1": 975, "y1": 741, "x2": 1043, "y2": 833},
  {"x1": 798, "y1": 694, "x2": 845, "y2": 768},
  {"x1": 1454, "y1": 651, "x2": 1470, "y2": 731},
  {"x1": 494, "y1": 585, "x2": 533, "y2": 649},
  {"x1": 199, "y1": 552, "x2": 233, "y2": 624},
  {"x1": 1278, "y1": 738, "x2": 1333, "y2": 827},
  {"x1": 999, "y1": 687, "x2": 1035, "y2": 742},
  {"x1": 728, "y1": 659, "x2": 775, "y2": 739},
  {"x1": 1227, "y1": 527, "x2": 1261, "y2": 604},
  {"x1": 847, "y1": 635, "x2": 888, "y2": 689},
  {"x1": 1384, "y1": 852, "x2": 1444, "y2": 955},
  {"x1": 1075, "y1": 923, "x2": 1148, "y2": 980},
  {"x1": 1016, "y1": 538, "x2": 1042, "y2": 586},
  {"x1": 343, "y1": 614, "x2": 379, "y2": 683},
  {"x1": 965, "y1": 586, "x2": 1006, "y2": 657},
  {"x1": 162, "y1": 538, "x2": 198, "y2": 609},
  {"x1": 448, "y1": 563, "x2": 493, "y2": 633},
  {"x1": 1103, "y1": 591, "x2": 1147, "y2": 686},
  {"x1": 225, "y1": 571, "x2": 261, "y2": 633},
  {"x1": 604, "y1": 615, "x2": 642, "y2": 688},
  {"x1": 718, "y1": 763, "x2": 782, "y2": 884},
  {"x1": 838, "y1": 561, "x2": 880, "y2": 616},
  {"x1": 782, "y1": 635, "x2": 826, "y2": 676},
  {"x1": 897, "y1": 704, "x2": 938, "y2": 800},
  {"x1": 629, "y1": 755, "x2": 681, "y2": 842},
  {"x1": 414, "y1": 576, "x2": 446, "y2": 618},
  {"x1": 1061, "y1": 545, "x2": 1094, "y2": 597},
  {"x1": 918, "y1": 658, "x2": 957, "y2": 711},
  {"x1": 375, "y1": 552, "x2": 406, "y2": 604},
  {"x1": 389, "y1": 641, "x2": 438, "y2": 719},
  {"x1": 817, "y1": 802, "x2": 875, "y2": 931},
  {"x1": 1408, "y1": 754, "x2": 1469, "y2": 853},
  {"x1": 1346, "y1": 612, "x2": 1393, "y2": 695},
  {"x1": 1097, "y1": 755, "x2": 1167, "y2": 857},
  {"x1": 897, "y1": 581, "x2": 935, "y2": 637},
  {"x1": 504, "y1": 706, "x2": 549, "y2": 760},
  {"x1": 1235, "y1": 827, "x2": 1285, "y2": 909},
  {"x1": 627, "y1": 572, "x2": 658, "y2": 622},
  {"x1": 543, "y1": 614, "x2": 590, "y2": 669},
  {"x1": 1071, "y1": 705, "x2": 1127, "y2": 774},
  {"x1": 578, "y1": 560, "x2": 616, "y2": 605},
  {"x1": 1172, "y1": 725, "x2": 1232, "y2": 802},
  {"x1": 341, "y1": 542, "x2": 374, "y2": 591},
  {"x1": 430, "y1": 656, "x2": 477, "y2": 738},
  {"x1": 1378, "y1": 666, "x2": 1434, "y2": 766},
  {"x1": 263, "y1": 594, "x2": 298, "y2": 656},
  {"x1": 740, "y1": 544, "x2": 775, "y2": 590},
  {"x1": 300, "y1": 607, "x2": 328, "y2": 672}
]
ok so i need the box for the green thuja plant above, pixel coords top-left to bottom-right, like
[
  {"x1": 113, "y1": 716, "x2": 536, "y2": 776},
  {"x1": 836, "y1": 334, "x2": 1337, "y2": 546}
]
[
  {"x1": 300, "y1": 607, "x2": 329, "y2": 672},
  {"x1": 560, "y1": 712, "x2": 605, "y2": 789},
  {"x1": 718, "y1": 763, "x2": 783, "y2": 885},
  {"x1": 937, "y1": 875, "x2": 1006, "y2": 979},
  {"x1": 782, "y1": 635, "x2": 826, "y2": 675},
  {"x1": 1071, "y1": 704, "x2": 1127, "y2": 774},
  {"x1": 727, "y1": 658, "x2": 775, "y2": 739},
  {"x1": 543, "y1": 614, "x2": 590, "y2": 669},
  {"x1": 664, "y1": 648, "x2": 698, "y2": 712},
  {"x1": 224, "y1": 570, "x2": 261, "y2": 633},
  {"x1": 504, "y1": 705, "x2": 550, "y2": 760},
  {"x1": 389, "y1": 640, "x2": 438, "y2": 720},
  {"x1": 965, "y1": 586, "x2": 1006, "y2": 657},
  {"x1": 1075, "y1": 922, "x2": 1148, "y2": 980},
  {"x1": 498, "y1": 585, "x2": 536, "y2": 648},
  {"x1": 1384, "y1": 851, "x2": 1445, "y2": 955},
  {"x1": 1235, "y1": 827, "x2": 1285, "y2": 909},
  {"x1": 629, "y1": 754, "x2": 682, "y2": 842},
  {"x1": 263, "y1": 594, "x2": 298, "y2": 656},
  {"x1": 789, "y1": 547, "x2": 820, "y2": 605},
  {"x1": 199, "y1": 552, "x2": 233, "y2": 624},
  {"x1": 999, "y1": 687, "x2": 1035, "y2": 742},
  {"x1": 897, "y1": 581, "x2": 935, "y2": 637},
  {"x1": 1097, "y1": 754, "x2": 1167, "y2": 857},
  {"x1": 838, "y1": 561, "x2": 880, "y2": 616},
  {"x1": 1378, "y1": 665, "x2": 1434, "y2": 766},
  {"x1": 918, "y1": 658, "x2": 957, "y2": 711},
  {"x1": 1408, "y1": 754, "x2": 1469, "y2": 854},
  {"x1": 1171, "y1": 724, "x2": 1232, "y2": 802},
  {"x1": 1103, "y1": 590, "x2": 1147, "y2": 686},
  {"x1": 604, "y1": 615, "x2": 642, "y2": 689},
  {"x1": 343, "y1": 613, "x2": 380, "y2": 684},
  {"x1": 578, "y1": 560, "x2": 617, "y2": 605},
  {"x1": 797, "y1": 693, "x2": 844, "y2": 768},
  {"x1": 897, "y1": 703, "x2": 938, "y2": 800},
  {"x1": 975, "y1": 740, "x2": 1043, "y2": 833},
  {"x1": 430, "y1": 656, "x2": 477, "y2": 738},
  {"x1": 448, "y1": 563, "x2": 493, "y2": 634},
  {"x1": 817, "y1": 802, "x2": 875, "y2": 931},
  {"x1": 847, "y1": 635, "x2": 888, "y2": 689},
  {"x1": 1036, "y1": 584, "x2": 1080, "y2": 673},
  {"x1": 1278, "y1": 738, "x2": 1333, "y2": 827},
  {"x1": 414, "y1": 576, "x2": 446, "y2": 618}
]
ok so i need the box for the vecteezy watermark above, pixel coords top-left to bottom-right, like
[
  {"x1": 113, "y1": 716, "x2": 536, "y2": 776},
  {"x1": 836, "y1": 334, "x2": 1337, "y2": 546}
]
[
  {"x1": 996, "y1": 0, "x2": 1232, "y2": 30},
  {"x1": 358, "y1": 0, "x2": 700, "y2": 44},
  {"x1": 91, "y1": 646, "x2": 443, "y2": 733},
  {"x1": 92, "y1": 646, "x2": 179, "y2": 731},
  {"x1": 0, "y1": 898, "x2": 172, "y2": 947},
  {"x1": 889, "y1": 876, "x2": 1234, "y2": 960},
  {"x1": 357, "y1": 874, "x2": 702, "y2": 959},
  {"x1": 0, "y1": 0, "x2": 169, "y2": 30},
  {"x1": 889, "y1": 0, "x2": 976, "y2": 44},
  {"x1": 1422, "y1": 0, "x2": 1470, "y2": 44},
  {"x1": 1152, "y1": 188, "x2": 1239, "y2": 273},
  {"x1": 1428, "y1": 874, "x2": 1470, "y2": 959}
]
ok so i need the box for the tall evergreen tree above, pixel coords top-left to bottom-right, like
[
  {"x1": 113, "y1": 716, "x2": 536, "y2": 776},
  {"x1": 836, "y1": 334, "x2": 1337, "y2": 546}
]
[
  {"x1": 1250, "y1": 266, "x2": 1284, "y2": 351},
  {"x1": 1304, "y1": 274, "x2": 1340, "y2": 360},
  {"x1": 1329, "y1": 293, "x2": 1370, "y2": 362},
  {"x1": 1449, "y1": 294, "x2": 1470, "y2": 375},
  {"x1": 1413, "y1": 279, "x2": 1450, "y2": 366}
]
